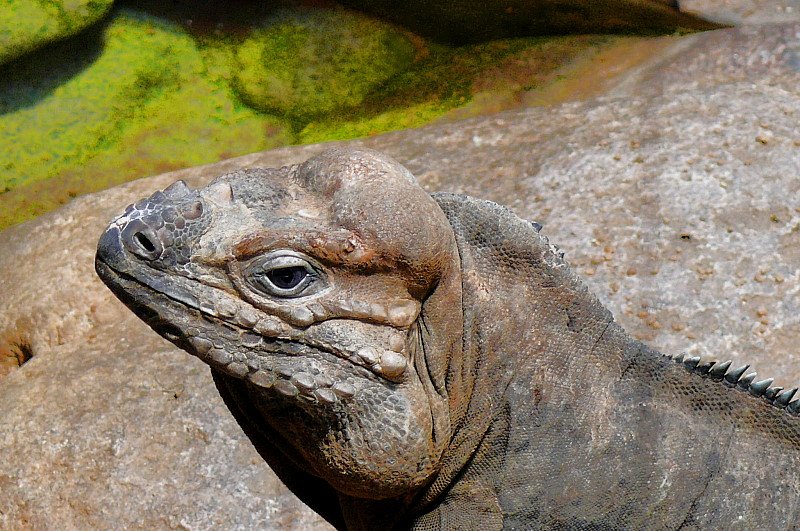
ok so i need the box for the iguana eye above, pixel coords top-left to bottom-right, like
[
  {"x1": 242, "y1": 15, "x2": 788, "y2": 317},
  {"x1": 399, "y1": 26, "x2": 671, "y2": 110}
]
[
  {"x1": 267, "y1": 266, "x2": 308, "y2": 290},
  {"x1": 245, "y1": 252, "x2": 324, "y2": 298}
]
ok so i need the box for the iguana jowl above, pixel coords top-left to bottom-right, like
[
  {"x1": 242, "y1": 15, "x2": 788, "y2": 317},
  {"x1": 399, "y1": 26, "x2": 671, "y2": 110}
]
[{"x1": 96, "y1": 148, "x2": 800, "y2": 529}]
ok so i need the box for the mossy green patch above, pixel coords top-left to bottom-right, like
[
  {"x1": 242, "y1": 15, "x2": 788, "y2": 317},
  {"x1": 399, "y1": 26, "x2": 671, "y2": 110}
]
[
  {"x1": 299, "y1": 100, "x2": 457, "y2": 144},
  {"x1": 0, "y1": 0, "x2": 114, "y2": 65},
  {"x1": 300, "y1": 35, "x2": 611, "y2": 142},
  {"x1": 232, "y1": 9, "x2": 416, "y2": 125},
  {"x1": 0, "y1": 9, "x2": 291, "y2": 202}
]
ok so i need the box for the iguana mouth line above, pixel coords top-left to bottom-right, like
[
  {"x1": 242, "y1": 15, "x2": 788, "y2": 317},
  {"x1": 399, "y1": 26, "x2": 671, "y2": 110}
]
[
  {"x1": 193, "y1": 310, "x2": 383, "y2": 385},
  {"x1": 96, "y1": 257, "x2": 388, "y2": 385},
  {"x1": 96, "y1": 257, "x2": 203, "y2": 315}
]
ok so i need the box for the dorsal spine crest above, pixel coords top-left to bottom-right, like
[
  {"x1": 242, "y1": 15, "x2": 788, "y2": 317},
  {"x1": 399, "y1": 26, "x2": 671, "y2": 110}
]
[{"x1": 670, "y1": 353, "x2": 800, "y2": 416}]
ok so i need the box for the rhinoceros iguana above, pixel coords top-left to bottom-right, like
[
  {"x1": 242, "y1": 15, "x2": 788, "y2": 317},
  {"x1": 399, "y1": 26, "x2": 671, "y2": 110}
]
[{"x1": 95, "y1": 148, "x2": 800, "y2": 529}]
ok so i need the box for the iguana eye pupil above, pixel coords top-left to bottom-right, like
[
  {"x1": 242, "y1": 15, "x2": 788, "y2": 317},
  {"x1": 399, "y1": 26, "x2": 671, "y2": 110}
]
[{"x1": 266, "y1": 266, "x2": 308, "y2": 290}]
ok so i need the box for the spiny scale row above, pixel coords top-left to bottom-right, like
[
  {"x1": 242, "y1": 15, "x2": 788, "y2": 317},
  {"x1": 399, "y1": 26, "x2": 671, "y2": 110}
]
[{"x1": 671, "y1": 353, "x2": 800, "y2": 416}]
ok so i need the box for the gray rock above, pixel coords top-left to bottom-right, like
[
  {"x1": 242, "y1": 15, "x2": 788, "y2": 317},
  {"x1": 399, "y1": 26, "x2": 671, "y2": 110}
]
[
  {"x1": 2, "y1": 22, "x2": 800, "y2": 527},
  {"x1": 609, "y1": 22, "x2": 800, "y2": 97},
  {"x1": 0, "y1": 336, "x2": 329, "y2": 529},
  {"x1": 682, "y1": 0, "x2": 800, "y2": 24}
]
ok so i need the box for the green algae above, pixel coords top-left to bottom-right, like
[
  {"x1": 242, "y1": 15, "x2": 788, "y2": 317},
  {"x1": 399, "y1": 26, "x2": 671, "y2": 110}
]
[
  {"x1": 0, "y1": 10, "x2": 291, "y2": 196},
  {"x1": 0, "y1": 0, "x2": 114, "y2": 65},
  {"x1": 300, "y1": 99, "x2": 457, "y2": 144},
  {"x1": 300, "y1": 35, "x2": 609, "y2": 142},
  {"x1": 232, "y1": 9, "x2": 416, "y2": 125}
]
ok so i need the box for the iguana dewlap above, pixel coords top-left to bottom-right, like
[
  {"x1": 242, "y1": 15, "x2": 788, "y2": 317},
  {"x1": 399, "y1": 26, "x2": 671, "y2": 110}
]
[{"x1": 96, "y1": 148, "x2": 800, "y2": 529}]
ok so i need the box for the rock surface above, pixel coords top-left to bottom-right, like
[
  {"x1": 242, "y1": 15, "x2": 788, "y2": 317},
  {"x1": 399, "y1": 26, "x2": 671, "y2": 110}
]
[
  {"x1": 2, "y1": 21, "x2": 800, "y2": 528},
  {"x1": 608, "y1": 22, "x2": 800, "y2": 97},
  {"x1": 0, "y1": 335, "x2": 329, "y2": 529},
  {"x1": 682, "y1": 0, "x2": 800, "y2": 24},
  {"x1": 0, "y1": 0, "x2": 788, "y2": 230}
]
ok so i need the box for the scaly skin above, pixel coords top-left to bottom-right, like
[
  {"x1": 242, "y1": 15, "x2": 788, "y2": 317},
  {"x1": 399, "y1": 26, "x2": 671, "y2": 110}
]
[{"x1": 96, "y1": 148, "x2": 800, "y2": 529}]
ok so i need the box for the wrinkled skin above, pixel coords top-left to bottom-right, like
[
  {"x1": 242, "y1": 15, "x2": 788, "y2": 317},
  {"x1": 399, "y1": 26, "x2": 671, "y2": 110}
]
[{"x1": 97, "y1": 149, "x2": 800, "y2": 529}]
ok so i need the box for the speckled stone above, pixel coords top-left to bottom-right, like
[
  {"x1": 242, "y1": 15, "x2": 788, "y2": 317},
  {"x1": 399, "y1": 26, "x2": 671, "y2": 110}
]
[{"x1": 681, "y1": 0, "x2": 800, "y2": 24}]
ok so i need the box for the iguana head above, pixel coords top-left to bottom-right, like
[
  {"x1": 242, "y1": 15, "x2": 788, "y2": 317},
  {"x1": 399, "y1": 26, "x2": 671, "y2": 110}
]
[{"x1": 96, "y1": 148, "x2": 463, "y2": 499}]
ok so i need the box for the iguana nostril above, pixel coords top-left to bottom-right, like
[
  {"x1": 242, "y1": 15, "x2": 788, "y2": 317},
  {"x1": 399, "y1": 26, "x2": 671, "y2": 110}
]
[
  {"x1": 121, "y1": 219, "x2": 163, "y2": 260},
  {"x1": 129, "y1": 228, "x2": 163, "y2": 260},
  {"x1": 134, "y1": 232, "x2": 157, "y2": 253}
]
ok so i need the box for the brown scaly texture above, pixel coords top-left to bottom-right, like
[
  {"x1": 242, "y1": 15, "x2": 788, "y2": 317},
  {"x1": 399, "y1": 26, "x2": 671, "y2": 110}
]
[{"x1": 95, "y1": 148, "x2": 800, "y2": 529}]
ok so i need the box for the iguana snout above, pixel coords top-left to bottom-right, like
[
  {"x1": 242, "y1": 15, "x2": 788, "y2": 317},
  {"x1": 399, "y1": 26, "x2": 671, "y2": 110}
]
[
  {"x1": 97, "y1": 179, "x2": 208, "y2": 270},
  {"x1": 95, "y1": 178, "x2": 218, "y2": 345}
]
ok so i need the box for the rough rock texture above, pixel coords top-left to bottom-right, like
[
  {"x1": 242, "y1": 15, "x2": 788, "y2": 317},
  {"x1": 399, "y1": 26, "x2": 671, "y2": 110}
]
[
  {"x1": 334, "y1": 0, "x2": 722, "y2": 43},
  {"x1": 0, "y1": 0, "x2": 113, "y2": 65},
  {"x1": 1, "y1": 21, "x2": 800, "y2": 527},
  {"x1": 0, "y1": 336, "x2": 329, "y2": 529},
  {"x1": 608, "y1": 22, "x2": 800, "y2": 97},
  {"x1": 682, "y1": 0, "x2": 800, "y2": 24}
]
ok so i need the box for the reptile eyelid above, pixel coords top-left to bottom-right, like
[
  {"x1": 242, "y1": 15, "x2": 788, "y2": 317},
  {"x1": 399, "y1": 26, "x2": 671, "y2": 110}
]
[{"x1": 245, "y1": 251, "x2": 326, "y2": 298}]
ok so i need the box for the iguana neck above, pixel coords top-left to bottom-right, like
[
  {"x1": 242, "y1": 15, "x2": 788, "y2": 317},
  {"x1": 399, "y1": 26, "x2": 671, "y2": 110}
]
[{"x1": 418, "y1": 193, "x2": 625, "y2": 508}]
